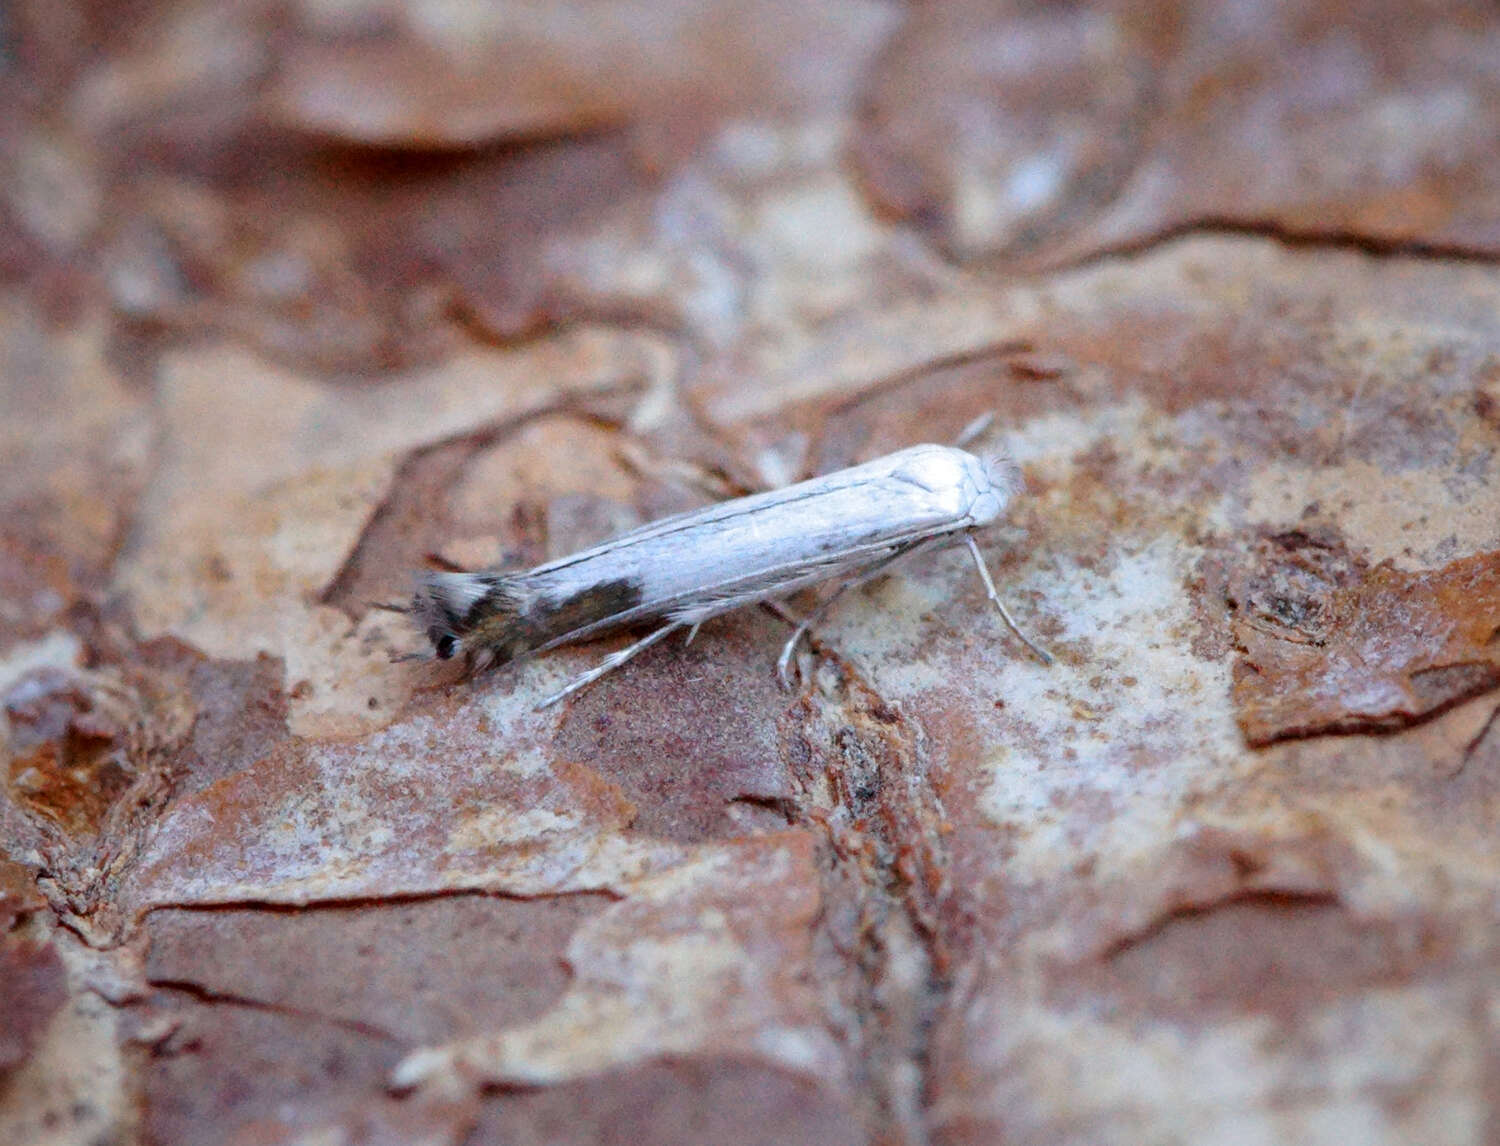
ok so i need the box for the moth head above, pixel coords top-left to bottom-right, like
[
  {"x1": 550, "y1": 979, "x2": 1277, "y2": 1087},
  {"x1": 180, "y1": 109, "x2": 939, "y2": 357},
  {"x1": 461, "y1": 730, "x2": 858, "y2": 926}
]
[{"x1": 408, "y1": 572, "x2": 505, "y2": 662}]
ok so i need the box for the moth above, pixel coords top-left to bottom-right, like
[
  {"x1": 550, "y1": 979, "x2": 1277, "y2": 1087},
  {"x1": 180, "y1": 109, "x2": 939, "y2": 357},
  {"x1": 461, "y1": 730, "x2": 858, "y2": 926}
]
[{"x1": 399, "y1": 443, "x2": 1050, "y2": 708}]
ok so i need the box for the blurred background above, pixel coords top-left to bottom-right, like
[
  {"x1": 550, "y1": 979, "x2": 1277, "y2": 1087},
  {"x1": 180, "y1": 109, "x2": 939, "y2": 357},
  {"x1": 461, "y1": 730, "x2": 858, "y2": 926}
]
[{"x1": 6, "y1": 0, "x2": 1498, "y2": 378}]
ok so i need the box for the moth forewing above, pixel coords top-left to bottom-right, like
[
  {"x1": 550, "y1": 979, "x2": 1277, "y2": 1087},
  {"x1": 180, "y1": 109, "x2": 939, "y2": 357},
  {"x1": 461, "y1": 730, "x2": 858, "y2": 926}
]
[{"x1": 404, "y1": 443, "x2": 1045, "y2": 706}]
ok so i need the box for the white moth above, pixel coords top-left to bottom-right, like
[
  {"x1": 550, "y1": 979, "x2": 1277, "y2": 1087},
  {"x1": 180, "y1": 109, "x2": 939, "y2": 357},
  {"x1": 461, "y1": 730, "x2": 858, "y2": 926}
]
[{"x1": 403, "y1": 443, "x2": 1050, "y2": 708}]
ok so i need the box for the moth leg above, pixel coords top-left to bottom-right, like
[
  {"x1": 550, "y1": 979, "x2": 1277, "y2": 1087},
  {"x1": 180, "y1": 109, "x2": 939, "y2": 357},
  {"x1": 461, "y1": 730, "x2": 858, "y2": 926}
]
[
  {"x1": 776, "y1": 540, "x2": 935, "y2": 688},
  {"x1": 535, "y1": 621, "x2": 687, "y2": 710},
  {"x1": 776, "y1": 603, "x2": 839, "y2": 689},
  {"x1": 963, "y1": 534, "x2": 1053, "y2": 665},
  {"x1": 684, "y1": 622, "x2": 703, "y2": 646}
]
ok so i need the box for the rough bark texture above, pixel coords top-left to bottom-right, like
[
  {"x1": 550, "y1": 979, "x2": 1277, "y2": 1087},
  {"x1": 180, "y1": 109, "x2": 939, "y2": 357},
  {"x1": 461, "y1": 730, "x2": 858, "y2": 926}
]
[{"x1": 3, "y1": 3, "x2": 1500, "y2": 1144}]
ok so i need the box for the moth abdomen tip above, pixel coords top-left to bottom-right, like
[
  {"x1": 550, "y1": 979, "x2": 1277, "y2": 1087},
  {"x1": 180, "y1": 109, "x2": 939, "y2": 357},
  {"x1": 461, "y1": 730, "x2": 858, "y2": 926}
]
[{"x1": 981, "y1": 453, "x2": 1022, "y2": 497}]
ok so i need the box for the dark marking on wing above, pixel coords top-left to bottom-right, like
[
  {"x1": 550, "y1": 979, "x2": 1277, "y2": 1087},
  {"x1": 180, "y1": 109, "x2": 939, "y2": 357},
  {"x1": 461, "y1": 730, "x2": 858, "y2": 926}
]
[
  {"x1": 474, "y1": 576, "x2": 649, "y2": 664},
  {"x1": 538, "y1": 578, "x2": 645, "y2": 634}
]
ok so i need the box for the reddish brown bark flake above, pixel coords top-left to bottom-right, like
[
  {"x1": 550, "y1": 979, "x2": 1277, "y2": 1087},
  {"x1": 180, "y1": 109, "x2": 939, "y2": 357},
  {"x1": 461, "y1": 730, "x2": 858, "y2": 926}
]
[{"x1": 1232, "y1": 538, "x2": 1500, "y2": 744}]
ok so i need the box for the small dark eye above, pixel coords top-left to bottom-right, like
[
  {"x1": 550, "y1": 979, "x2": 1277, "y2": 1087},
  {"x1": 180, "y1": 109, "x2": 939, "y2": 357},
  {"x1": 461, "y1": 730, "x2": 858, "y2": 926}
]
[{"x1": 434, "y1": 634, "x2": 457, "y2": 659}]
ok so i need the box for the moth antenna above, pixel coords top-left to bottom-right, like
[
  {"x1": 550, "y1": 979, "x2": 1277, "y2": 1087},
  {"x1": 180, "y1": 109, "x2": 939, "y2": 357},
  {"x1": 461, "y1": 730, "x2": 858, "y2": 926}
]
[{"x1": 369, "y1": 600, "x2": 409, "y2": 614}]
